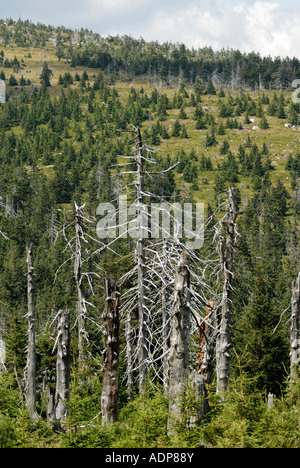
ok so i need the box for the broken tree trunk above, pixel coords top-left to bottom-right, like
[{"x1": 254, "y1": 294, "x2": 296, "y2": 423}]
[
  {"x1": 216, "y1": 187, "x2": 237, "y2": 395},
  {"x1": 290, "y1": 272, "x2": 300, "y2": 382},
  {"x1": 41, "y1": 370, "x2": 56, "y2": 423},
  {"x1": 24, "y1": 244, "x2": 39, "y2": 420},
  {"x1": 168, "y1": 251, "x2": 191, "y2": 433},
  {"x1": 101, "y1": 278, "x2": 120, "y2": 424},
  {"x1": 267, "y1": 392, "x2": 274, "y2": 409},
  {"x1": 190, "y1": 371, "x2": 207, "y2": 426},
  {"x1": 188, "y1": 301, "x2": 215, "y2": 424},
  {"x1": 55, "y1": 309, "x2": 71, "y2": 423},
  {"x1": 198, "y1": 300, "x2": 215, "y2": 384}
]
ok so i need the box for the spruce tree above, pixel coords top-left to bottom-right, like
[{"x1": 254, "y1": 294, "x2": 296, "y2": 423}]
[
  {"x1": 259, "y1": 115, "x2": 269, "y2": 129},
  {"x1": 40, "y1": 62, "x2": 53, "y2": 87},
  {"x1": 171, "y1": 118, "x2": 181, "y2": 137}
]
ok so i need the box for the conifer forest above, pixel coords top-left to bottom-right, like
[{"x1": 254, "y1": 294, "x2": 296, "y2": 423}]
[{"x1": 0, "y1": 18, "x2": 299, "y2": 448}]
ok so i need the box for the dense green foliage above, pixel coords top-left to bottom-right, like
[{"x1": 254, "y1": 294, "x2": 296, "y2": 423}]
[
  {"x1": 0, "y1": 374, "x2": 299, "y2": 448},
  {"x1": 0, "y1": 18, "x2": 299, "y2": 448},
  {"x1": 1, "y1": 18, "x2": 300, "y2": 88}
]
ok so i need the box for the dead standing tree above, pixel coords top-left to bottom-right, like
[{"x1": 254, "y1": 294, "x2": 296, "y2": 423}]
[
  {"x1": 54, "y1": 309, "x2": 71, "y2": 423},
  {"x1": 24, "y1": 244, "x2": 39, "y2": 420},
  {"x1": 191, "y1": 300, "x2": 216, "y2": 422},
  {"x1": 290, "y1": 272, "x2": 300, "y2": 382},
  {"x1": 168, "y1": 251, "x2": 191, "y2": 433},
  {"x1": 116, "y1": 128, "x2": 149, "y2": 394},
  {"x1": 168, "y1": 190, "x2": 239, "y2": 424},
  {"x1": 197, "y1": 300, "x2": 215, "y2": 384},
  {"x1": 44, "y1": 309, "x2": 71, "y2": 429},
  {"x1": 101, "y1": 278, "x2": 120, "y2": 424},
  {"x1": 117, "y1": 126, "x2": 179, "y2": 394},
  {"x1": 166, "y1": 249, "x2": 217, "y2": 429},
  {"x1": 135, "y1": 128, "x2": 148, "y2": 393},
  {"x1": 56, "y1": 202, "x2": 102, "y2": 369},
  {"x1": 162, "y1": 239, "x2": 171, "y2": 394},
  {"x1": 99, "y1": 127, "x2": 224, "y2": 402},
  {"x1": 74, "y1": 202, "x2": 89, "y2": 368},
  {"x1": 119, "y1": 184, "x2": 223, "y2": 398},
  {"x1": 215, "y1": 187, "x2": 238, "y2": 395},
  {"x1": 0, "y1": 228, "x2": 8, "y2": 376},
  {"x1": 0, "y1": 332, "x2": 5, "y2": 374}
]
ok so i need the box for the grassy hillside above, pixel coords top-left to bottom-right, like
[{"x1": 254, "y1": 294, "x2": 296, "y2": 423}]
[
  {"x1": 1, "y1": 36, "x2": 300, "y2": 206},
  {"x1": 0, "y1": 19, "x2": 299, "y2": 449}
]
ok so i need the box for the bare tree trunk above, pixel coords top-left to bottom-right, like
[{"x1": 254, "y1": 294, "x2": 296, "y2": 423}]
[
  {"x1": 162, "y1": 240, "x2": 170, "y2": 395},
  {"x1": 55, "y1": 310, "x2": 71, "y2": 423},
  {"x1": 0, "y1": 309, "x2": 5, "y2": 374},
  {"x1": 24, "y1": 244, "x2": 39, "y2": 420},
  {"x1": 199, "y1": 301, "x2": 215, "y2": 385},
  {"x1": 46, "y1": 386, "x2": 56, "y2": 423},
  {"x1": 188, "y1": 301, "x2": 215, "y2": 424},
  {"x1": 125, "y1": 310, "x2": 134, "y2": 399},
  {"x1": 290, "y1": 272, "x2": 300, "y2": 382},
  {"x1": 267, "y1": 392, "x2": 274, "y2": 409},
  {"x1": 168, "y1": 251, "x2": 191, "y2": 433},
  {"x1": 101, "y1": 278, "x2": 120, "y2": 424},
  {"x1": 0, "y1": 78, "x2": 6, "y2": 104},
  {"x1": 0, "y1": 336, "x2": 5, "y2": 374},
  {"x1": 216, "y1": 188, "x2": 237, "y2": 395},
  {"x1": 74, "y1": 202, "x2": 88, "y2": 368},
  {"x1": 190, "y1": 371, "x2": 207, "y2": 425},
  {"x1": 42, "y1": 370, "x2": 55, "y2": 423},
  {"x1": 136, "y1": 128, "x2": 148, "y2": 393}
]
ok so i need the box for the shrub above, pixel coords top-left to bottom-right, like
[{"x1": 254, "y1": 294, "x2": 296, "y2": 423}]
[
  {"x1": 0, "y1": 415, "x2": 16, "y2": 448},
  {"x1": 113, "y1": 387, "x2": 169, "y2": 448},
  {"x1": 61, "y1": 424, "x2": 112, "y2": 448}
]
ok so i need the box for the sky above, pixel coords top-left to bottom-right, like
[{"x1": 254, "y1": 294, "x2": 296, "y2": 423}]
[{"x1": 1, "y1": 0, "x2": 300, "y2": 58}]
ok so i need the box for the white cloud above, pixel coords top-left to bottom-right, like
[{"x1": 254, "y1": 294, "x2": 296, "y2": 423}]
[
  {"x1": 86, "y1": 0, "x2": 152, "y2": 16},
  {"x1": 134, "y1": 1, "x2": 243, "y2": 50},
  {"x1": 232, "y1": 1, "x2": 300, "y2": 57},
  {"x1": 136, "y1": 0, "x2": 300, "y2": 58}
]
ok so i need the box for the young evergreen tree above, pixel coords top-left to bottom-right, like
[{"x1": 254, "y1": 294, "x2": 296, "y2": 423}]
[
  {"x1": 205, "y1": 125, "x2": 218, "y2": 147},
  {"x1": 259, "y1": 115, "x2": 270, "y2": 129},
  {"x1": 40, "y1": 62, "x2": 53, "y2": 87},
  {"x1": 234, "y1": 267, "x2": 289, "y2": 394},
  {"x1": 206, "y1": 79, "x2": 216, "y2": 95},
  {"x1": 171, "y1": 118, "x2": 181, "y2": 137}
]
